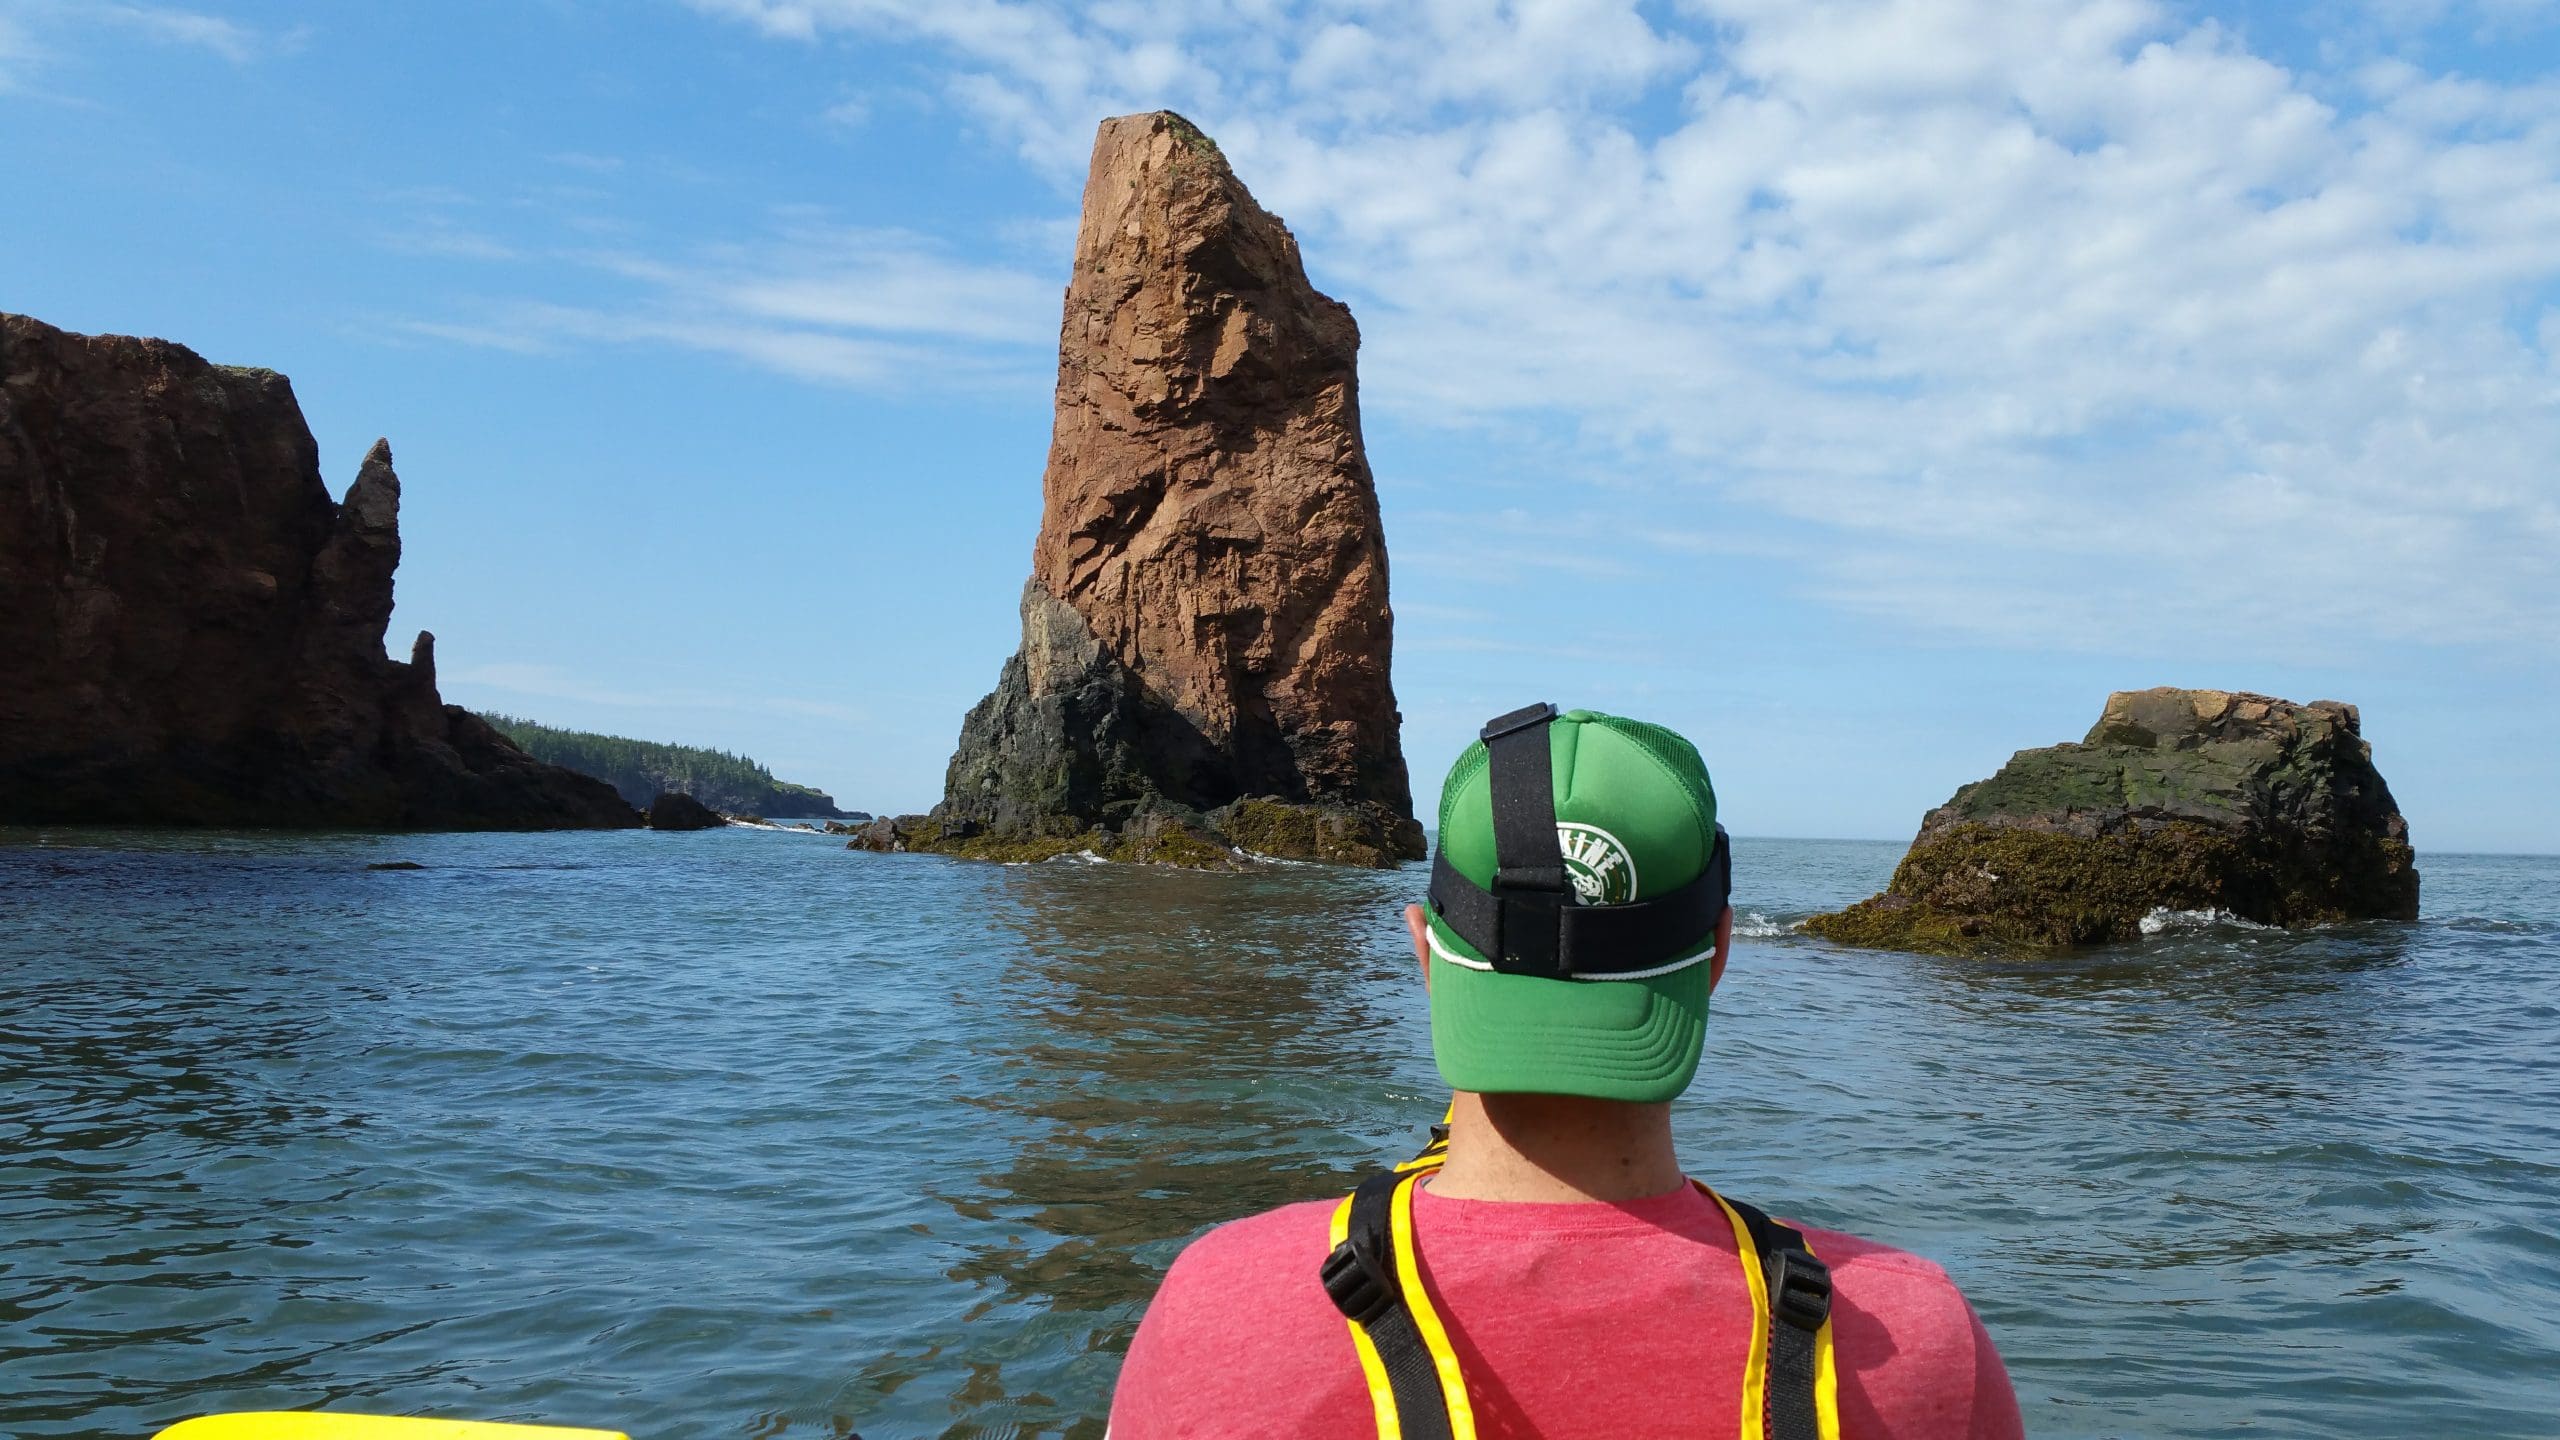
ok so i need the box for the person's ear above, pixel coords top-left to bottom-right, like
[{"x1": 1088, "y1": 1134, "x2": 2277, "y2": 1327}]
[
  {"x1": 1405, "y1": 903, "x2": 1432, "y2": 988},
  {"x1": 1708, "y1": 905, "x2": 1734, "y2": 991}
]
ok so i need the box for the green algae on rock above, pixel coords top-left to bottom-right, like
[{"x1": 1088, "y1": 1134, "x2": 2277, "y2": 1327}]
[
  {"x1": 1805, "y1": 688, "x2": 2419, "y2": 954},
  {"x1": 844, "y1": 812, "x2": 1250, "y2": 871}
]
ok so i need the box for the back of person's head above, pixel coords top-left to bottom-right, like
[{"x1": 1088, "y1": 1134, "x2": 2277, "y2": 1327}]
[{"x1": 1422, "y1": 704, "x2": 1729, "y2": 1104}]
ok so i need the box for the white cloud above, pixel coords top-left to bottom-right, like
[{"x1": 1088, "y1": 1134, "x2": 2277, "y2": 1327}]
[
  {"x1": 0, "y1": 1, "x2": 270, "y2": 74},
  {"x1": 411, "y1": 223, "x2": 1058, "y2": 391},
  {"x1": 447, "y1": 662, "x2": 872, "y2": 725},
  {"x1": 95, "y1": 3, "x2": 260, "y2": 62},
  {"x1": 672, "y1": 0, "x2": 2560, "y2": 660},
  {"x1": 0, "y1": 14, "x2": 38, "y2": 91}
]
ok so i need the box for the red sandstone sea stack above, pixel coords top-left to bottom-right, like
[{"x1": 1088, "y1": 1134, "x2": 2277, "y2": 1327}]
[{"x1": 865, "y1": 111, "x2": 1421, "y2": 867}]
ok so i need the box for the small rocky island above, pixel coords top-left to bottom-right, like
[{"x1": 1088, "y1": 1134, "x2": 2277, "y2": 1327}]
[
  {"x1": 1806, "y1": 688, "x2": 2419, "y2": 952},
  {"x1": 853, "y1": 112, "x2": 1424, "y2": 869},
  {"x1": 0, "y1": 312, "x2": 638, "y2": 829}
]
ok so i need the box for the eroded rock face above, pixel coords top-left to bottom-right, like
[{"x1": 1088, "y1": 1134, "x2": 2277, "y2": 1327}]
[
  {"x1": 0, "y1": 312, "x2": 639, "y2": 829},
  {"x1": 923, "y1": 112, "x2": 1421, "y2": 867},
  {"x1": 1805, "y1": 688, "x2": 2418, "y2": 951}
]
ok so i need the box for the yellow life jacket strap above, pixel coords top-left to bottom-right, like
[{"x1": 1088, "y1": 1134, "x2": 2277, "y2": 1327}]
[
  {"x1": 1323, "y1": 1164, "x2": 1473, "y2": 1440},
  {"x1": 1704, "y1": 1183, "x2": 1844, "y2": 1440},
  {"x1": 1328, "y1": 1111, "x2": 1837, "y2": 1440}
]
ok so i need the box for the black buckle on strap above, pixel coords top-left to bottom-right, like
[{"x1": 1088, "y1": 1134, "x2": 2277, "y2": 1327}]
[
  {"x1": 1480, "y1": 701, "x2": 1557, "y2": 742},
  {"x1": 1496, "y1": 888, "x2": 1568, "y2": 977},
  {"x1": 1320, "y1": 1235, "x2": 1396, "y2": 1327},
  {"x1": 1769, "y1": 1250, "x2": 1833, "y2": 1331}
]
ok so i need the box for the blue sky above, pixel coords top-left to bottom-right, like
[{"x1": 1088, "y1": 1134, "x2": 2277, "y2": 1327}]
[{"x1": 4, "y1": 0, "x2": 2555, "y2": 851}]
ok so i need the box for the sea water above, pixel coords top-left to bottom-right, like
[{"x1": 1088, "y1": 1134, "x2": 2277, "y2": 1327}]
[{"x1": 3, "y1": 829, "x2": 2554, "y2": 1439}]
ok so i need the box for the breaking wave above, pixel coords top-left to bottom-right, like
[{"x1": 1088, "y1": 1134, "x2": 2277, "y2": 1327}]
[{"x1": 2139, "y1": 907, "x2": 2279, "y2": 936}]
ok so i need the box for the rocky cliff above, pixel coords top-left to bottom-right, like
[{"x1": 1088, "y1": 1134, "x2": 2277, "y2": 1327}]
[
  {"x1": 1805, "y1": 688, "x2": 2419, "y2": 951},
  {"x1": 0, "y1": 312, "x2": 639, "y2": 829},
  {"x1": 871, "y1": 111, "x2": 1421, "y2": 868}
]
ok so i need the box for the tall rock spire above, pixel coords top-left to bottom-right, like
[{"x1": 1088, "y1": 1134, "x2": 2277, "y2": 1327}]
[{"x1": 933, "y1": 111, "x2": 1420, "y2": 865}]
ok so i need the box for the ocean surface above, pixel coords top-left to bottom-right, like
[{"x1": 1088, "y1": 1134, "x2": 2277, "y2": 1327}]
[{"x1": 3, "y1": 828, "x2": 2554, "y2": 1439}]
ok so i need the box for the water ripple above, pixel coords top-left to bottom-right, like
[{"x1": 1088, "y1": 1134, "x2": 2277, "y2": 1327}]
[{"x1": 2, "y1": 831, "x2": 2554, "y2": 1438}]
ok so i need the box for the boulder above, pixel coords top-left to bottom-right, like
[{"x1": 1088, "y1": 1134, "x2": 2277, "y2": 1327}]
[
  {"x1": 0, "y1": 312, "x2": 640, "y2": 829},
  {"x1": 1805, "y1": 688, "x2": 2420, "y2": 952},
  {"x1": 926, "y1": 112, "x2": 1423, "y2": 869},
  {"x1": 646, "y1": 792, "x2": 729, "y2": 830}
]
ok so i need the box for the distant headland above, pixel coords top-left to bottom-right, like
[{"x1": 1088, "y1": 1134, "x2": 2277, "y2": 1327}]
[{"x1": 477, "y1": 714, "x2": 862, "y2": 820}]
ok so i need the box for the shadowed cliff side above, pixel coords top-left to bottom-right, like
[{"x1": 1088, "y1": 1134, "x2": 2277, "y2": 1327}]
[
  {"x1": 0, "y1": 312, "x2": 639, "y2": 829},
  {"x1": 862, "y1": 111, "x2": 1421, "y2": 869},
  {"x1": 1805, "y1": 688, "x2": 2419, "y2": 952}
]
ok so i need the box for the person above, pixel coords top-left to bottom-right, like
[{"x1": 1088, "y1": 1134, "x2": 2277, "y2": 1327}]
[{"x1": 1107, "y1": 704, "x2": 2024, "y2": 1439}]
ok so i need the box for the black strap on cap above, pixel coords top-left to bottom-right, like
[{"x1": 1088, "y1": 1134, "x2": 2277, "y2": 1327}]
[
  {"x1": 1319, "y1": 1172, "x2": 1457, "y2": 1440},
  {"x1": 1479, "y1": 702, "x2": 1569, "y2": 974},
  {"x1": 1428, "y1": 703, "x2": 1732, "y2": 979},
  {"x1": 1724, "y1": 1195, "x2": 1833, "y2": 1440}
]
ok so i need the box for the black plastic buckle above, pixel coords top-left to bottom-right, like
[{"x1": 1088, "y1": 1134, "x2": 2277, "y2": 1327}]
[
  {"x1": 1320, "y1": 1236, "x2": 1396, "y2": 1327},
  {"x1": 1494, "y1": 889, "x2": 1568, "y2": 978},
  {"x1": 1480, "y1": 701, "x2": 1557, "y2": 742},
  {"x1": 1769, "y1": 1250, "x2": 1833, "y2": 1331}
]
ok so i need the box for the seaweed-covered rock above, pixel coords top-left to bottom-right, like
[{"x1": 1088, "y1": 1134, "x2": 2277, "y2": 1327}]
[
  {"x1": 928, "y1": 112, "x2": 1422, "y2": 870},
  {"x1": 1805, "y1": 688, "x2": 2418, "y2": 952},
  {"x1": 645, "y1": 792, "x2": 728, "y2": 831},
  {"x1": 845, "y1": 808, "x2": 1245, "y2": 870},
  {"x1": 1211, "y1": 796, "x2": 1424, "y2": 868}
]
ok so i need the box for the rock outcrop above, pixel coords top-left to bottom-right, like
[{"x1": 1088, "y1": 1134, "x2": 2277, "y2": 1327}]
[
  {"x1": 0, "y1": 312, "x2": 639, "y2": 829},
  {"x1": 876, "y1": 111, "x2": 1422, "y2": 869},
  {"x1": 645, "y1": 792, "x2": 728, "y2": 830},
  {"x1": 1805, "y1": 688, "x2": 2419, "y2": 951}
]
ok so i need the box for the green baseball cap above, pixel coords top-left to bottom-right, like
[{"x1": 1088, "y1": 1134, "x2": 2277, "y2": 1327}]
[{"x1": 1425, "y1": 707, "x2": 1726, "y2": 1103}]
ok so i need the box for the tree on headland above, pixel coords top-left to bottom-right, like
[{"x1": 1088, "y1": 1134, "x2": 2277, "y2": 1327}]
[{"x1": 476, "y1": 714, "x2": 860, "y2": 819}]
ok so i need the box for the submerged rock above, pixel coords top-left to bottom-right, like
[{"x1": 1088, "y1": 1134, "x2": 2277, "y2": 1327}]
[
  {"x1": 0, "y1": 313, "x2": 639, "y2": 830},
  {"x1": 910, "y1": 112, "x2": 1423, "y2": 870},
  {"x1": 1805, "y1": 688, "x2": 2419, "y2": 952},
  {"x1": 646, "y1": 792, "x2": 729, "y2": 831}
]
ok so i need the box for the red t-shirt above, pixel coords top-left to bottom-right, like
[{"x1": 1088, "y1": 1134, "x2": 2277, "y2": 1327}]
[{"x1": 1110, "y1": 1181, "x2": 2023, "y2": 1439}]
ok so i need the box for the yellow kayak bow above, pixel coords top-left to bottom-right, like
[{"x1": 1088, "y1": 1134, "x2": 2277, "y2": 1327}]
[{"x1": 155, "y1": 1415, "x2": 626, "y2": 1440}]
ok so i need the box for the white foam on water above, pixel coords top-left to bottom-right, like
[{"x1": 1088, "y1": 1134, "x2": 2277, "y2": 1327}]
[
  {"x1": 2139, "y1": 907, "x2": 2278, "y2": 936},
  {"x1": 1733, "y1": 910, "x2": 1791, "y2": 938}
]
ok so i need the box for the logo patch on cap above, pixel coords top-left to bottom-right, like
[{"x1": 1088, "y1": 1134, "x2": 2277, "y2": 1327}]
[{"x1": 1557, "y1": 823, "x2": 1638, "y2": 905}]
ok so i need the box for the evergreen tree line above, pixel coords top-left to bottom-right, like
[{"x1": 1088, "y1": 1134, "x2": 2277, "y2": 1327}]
[{"x1": 478, "y1": 713, "x2": 853, "y2": 818}]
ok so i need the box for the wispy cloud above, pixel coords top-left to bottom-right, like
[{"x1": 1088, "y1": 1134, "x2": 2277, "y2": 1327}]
[
  {"x1": 446, "y1": 661, "x2": 872, "y2": 725},
  {"x1": 409, "y1": 221, "x2": 1057, "y2": 392},
  {"x1": 94, "y1": 3, "x2": 261, "y2": 62},
  {"x1": 681, "y1": 0, "x2": 2560, "y2": 662},
  {"x1": 0, "y1": 13, "x2": 38, "y2": 91},
  {"x1": 0, "y1": 0, "x2": 274, "y2": 74}
]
